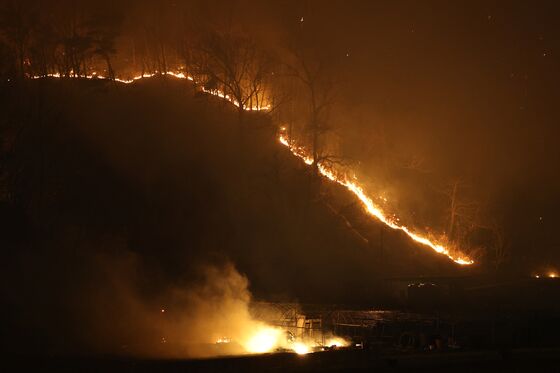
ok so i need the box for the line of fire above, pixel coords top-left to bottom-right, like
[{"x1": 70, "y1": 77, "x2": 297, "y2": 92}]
[{"x1": 2, "y1": 1, "x2": 560, "y2": 371}]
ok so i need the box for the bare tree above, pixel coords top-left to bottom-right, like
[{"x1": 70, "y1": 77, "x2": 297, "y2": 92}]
[
  {"x1": 88, "y1": 13, "x2": 123, "y2": 81},
  {"x1": 194, "y1": 30, "x2": 272, "y2": 120},
  {"x1": 51, "y1": 4, "x2": 96, "y2": 77},
  {"x1": 27, "y1": 17, "x2": 58, "y2": 78},
  {"x1": 0, "y1": 1, "x2": 35, "y2": 78},
  {"x1": 487, "y1": 220, "x2": 509, "y2": 271},
  {"x1": 0, "y1": 40, "x2": 15, "y2": 79},
  {"x1": 443, "y1": 178, "x2": 479, "y2": 244},
  {"x1": 284, "y1": 48, "x2": 337, "y2": 176},
  {"x1": 128, "y1": 3, "x2": 174, "y2": 76}
]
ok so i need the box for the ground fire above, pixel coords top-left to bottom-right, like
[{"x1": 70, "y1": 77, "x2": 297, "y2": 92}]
[
  {"x1": 32, "y1": 71, "x2": 270, "y2": 111},
  {"x1": 31, "y1": 70, "x2": 473, "y2": 265},
  {"x1": 279, "y1": 130, "x2": 474, "y2": 265},
  {"x1": 213, "y1": 304, "x2": 351, "y2": 356}
]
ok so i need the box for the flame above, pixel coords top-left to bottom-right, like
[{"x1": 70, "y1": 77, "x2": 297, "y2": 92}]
[
  {"x1": 243, "y1": 326, "x2": 282, "y2": 353},
  {"x1": 200, "y1": 87, "x2": 270, "y2": 111},
  {"x1": 30, "y1": 69, "x2": 470, "y2": 264},
  {"x1": 325, "y1": 337, "x2": 349, "y2": 347},
  {"x1": 235, "y1": 324, "x2": 319, "y2": 355},
  {"x1": 533, "y1": 273, "x2": 558, "y2": 279},
  {"x1": 215, "y1": 337, "x2": 231, "y2": 344},
  {"x1": 32, "y1": 71, "x2": 268, "y2": 111},
  {"x1": 279, "y1": 132, "x2": 474, "y2": 265},
  {"x1": 293, "y1": 342, "x2": 310, "y2": 355},
  {"x1": 533, "y1": 267, "x2": 559, "y2": 279}
]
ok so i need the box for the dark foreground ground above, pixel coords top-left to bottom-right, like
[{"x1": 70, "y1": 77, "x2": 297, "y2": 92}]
[{"x1": 12, "y1": 348, "x2": 560, "y2": 373}]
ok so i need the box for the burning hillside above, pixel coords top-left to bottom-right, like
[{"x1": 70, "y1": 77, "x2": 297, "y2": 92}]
[
  {"x1": 30, "y1": 70, "x2": 473, "y2": 266},
  {"x1": 0, "y1": 75, "x2": 472, "y2": 356},
  {"x1": 3, "y1": 1, "x2": 560, "y2": 368}
]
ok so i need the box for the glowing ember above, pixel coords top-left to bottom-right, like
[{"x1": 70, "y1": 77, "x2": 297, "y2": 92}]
[
  {"x1": 534, "y1": 268, "x2": 559, "y2": 278},
  {"x1": 279, "y1": 132, "x2": 474, "y2": 265},
  {"x1": 216, "y1": 337, "x2": 231, "y2": 344}
]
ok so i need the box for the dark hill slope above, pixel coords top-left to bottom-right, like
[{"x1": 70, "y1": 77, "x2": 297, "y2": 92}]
[{"x1": 0, "y1": 77, "x2": 469, "y2": 351}]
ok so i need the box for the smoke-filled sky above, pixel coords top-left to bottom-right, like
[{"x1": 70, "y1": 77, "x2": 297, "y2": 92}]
[{"x1": 227, "y1": 0, "x2": 560, "y2": 267}]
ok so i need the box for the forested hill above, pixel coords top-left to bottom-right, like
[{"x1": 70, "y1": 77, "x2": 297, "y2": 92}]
[{"x1": 0, "y1": 77, "x2": 466, "y2": 352}]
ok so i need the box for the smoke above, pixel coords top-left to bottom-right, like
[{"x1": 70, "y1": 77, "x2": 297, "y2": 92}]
[
  {"x1": 1, "y1": 233, "x2": 286, "y2": 358},
  {"x1": 71, "y1": 251, "x2": 280, "y2": 358}
]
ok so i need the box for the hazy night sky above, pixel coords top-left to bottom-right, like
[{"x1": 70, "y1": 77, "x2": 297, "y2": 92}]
[{"x1": 244, "y1": 0, "x2": 560, "y2": 268}]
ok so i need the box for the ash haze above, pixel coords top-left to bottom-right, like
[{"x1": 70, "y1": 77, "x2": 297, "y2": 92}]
[{"x1": 1, "y1": 0, "x2": 560, "y2": 363}]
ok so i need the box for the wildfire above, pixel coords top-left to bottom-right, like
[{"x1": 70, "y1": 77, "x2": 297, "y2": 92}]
[
  {"x1": 216, "y1": 337, "x2": 231, "y2": 344},
  {"x1": 533, "y1": 273, "x2": 558, "y2": 279},
  {"x1": 200, "y1": 87, "x2": 270, "y2": 111},
  {"x1": 533, "y1": 268, "x2": 559, "y2": 279},
  {"x1": 325, "y1": 337, "x2": 350, "y2": 348},
  {"x1": 279, "y1": 132, "x2": 474, "y2": 265},
  {"x1": 31, "y1": 71, "x2": 269, "y2": 111},
  {"x1": 216, "y1": 324, "x2": 333, "y2": 355},
  {"x1": 30, "y1": 69, "x2": 470, "y2": 264},
  {"x1": 243, "y1": 326, "x2": 282, "y2": 353},
  {"x1": 242, "y1": 326, "x2": 315, "y2": 355},
  {"x1": 293, "y1": 342, "x2": 310, "y2": 355}
]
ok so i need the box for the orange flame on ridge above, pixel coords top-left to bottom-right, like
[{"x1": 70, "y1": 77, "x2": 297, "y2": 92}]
[
  {"x1": 279, "y1": 133, "x2": 474, "y2": 265},
  {"x1": 32, "y1": 71, "x2": 269, "y2": 111},
  {"x1": 30, "y1": 69, "x2": 470, "y2": 264}
]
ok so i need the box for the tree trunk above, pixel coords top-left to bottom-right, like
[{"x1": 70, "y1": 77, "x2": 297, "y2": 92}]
[
  {"x1": 309, "y1": 86, "x2": 320, "y2": 177},
  {"x1": 18, "y1": 44, "x2": 25, "y2": 79},
  {"x1": 104, "y1": 54, "x2": 115, "y2": 81},
  {"x1": 160, "y1": 41, "x2": 167, "y2": 74},
  {"x1": 448, "y1": 181, "x2": 458, "y2": 242},
  {"x1": 312, "y1": 125, "x2": 319, "y2": 176}
]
